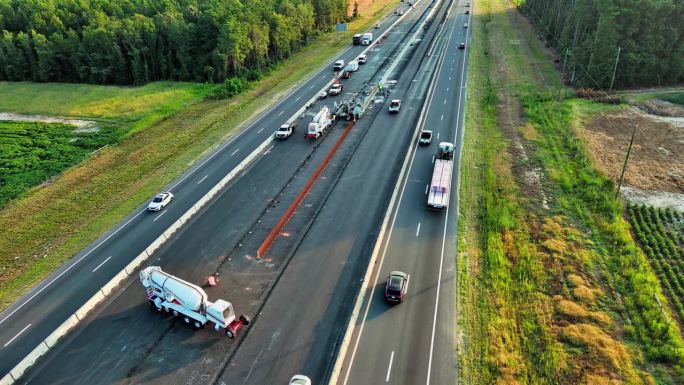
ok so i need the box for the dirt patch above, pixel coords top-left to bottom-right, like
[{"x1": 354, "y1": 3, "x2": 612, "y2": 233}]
[
  {"x1": 639, "y1": 99, "x2": 684, "y2": 118},
  {"x1": 582, "y1": 106, "x2": 684, "y2": 193},
  {"x1": 0, "y1": 112, "x2": 99, "y2": 131}
]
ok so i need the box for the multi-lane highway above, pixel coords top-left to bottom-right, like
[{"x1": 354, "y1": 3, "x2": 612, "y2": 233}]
[
  {"x1": 334, "y1": 1, "x2": 470, "y2": 384},
  {"x1": 0, "y1": 9, "x2": 409, "y2": 379},
  {"x1": 2, "y1": 0, "x2": 471, "y2": 383},
  {"x1": 2, "y1": 0, "x2": 450, "y2": 384}
]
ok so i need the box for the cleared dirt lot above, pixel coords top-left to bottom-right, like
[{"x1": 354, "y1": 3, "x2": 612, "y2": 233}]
[{"x1": 581, "y1": 102, "x2": 684, "y2": 194}]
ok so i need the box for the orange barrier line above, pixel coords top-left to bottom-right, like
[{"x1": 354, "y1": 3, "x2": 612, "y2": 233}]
[{"x1": 257, "y1": 122, "x2": 355, "y2": 258}]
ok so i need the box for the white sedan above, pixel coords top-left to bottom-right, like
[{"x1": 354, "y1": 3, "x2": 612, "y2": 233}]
[
  {"x1": 289, "y1": 375, "x2": 311, "y2": 385},
  {"x1": 147, "y1": 192, "x2": 174, "y2": 212}
]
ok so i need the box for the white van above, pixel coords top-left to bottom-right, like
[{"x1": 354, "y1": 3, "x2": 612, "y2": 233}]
[
  {"x1": 333, "y1": 60, "x2": 345, "y2": 72},
  {"x1": 362, "y1": 33, "x2": 373, "y2": 45}
]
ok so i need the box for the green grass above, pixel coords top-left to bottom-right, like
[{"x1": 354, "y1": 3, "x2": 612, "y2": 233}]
[
  {"x1": 0, "y1": 0, "x2": 398, "y2": 310},
  {"x1": 459, "y1": 0, "x2": 684, "y2": 383},
  {"x1": 659, "y1": 92, "x2": 684, "y2": 107},
  {"x1": 0, "y1": 121, "x2": 121, "y2": 207},
  {"x1": 0, "y1": 81, "x2": 214, "y2": 130}
]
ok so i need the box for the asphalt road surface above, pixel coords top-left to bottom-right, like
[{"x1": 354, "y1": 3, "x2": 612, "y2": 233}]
[
  {"x1": 6, "y1": 1, "x2": 439, "y2": 384},
  {"x1": 335, "y1": 1, "x2": 471, "y2": 384}
]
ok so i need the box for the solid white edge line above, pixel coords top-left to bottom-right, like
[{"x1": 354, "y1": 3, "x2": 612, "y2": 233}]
[
  {"x1": 91, "y1": 256, "x2": 112, "y2": 273},
  {"x1": 425, "y1": 4, "x2": 471, "y2": 384},
  {"x1": 385, "y1": 351, "x2": 395, "y2": 382},
  {"x1": 3, "y1": 324, "x2": 31, "y2": 348},
  {"x1": 339, "y1": 3, "x2": 453, "y2": 383}
]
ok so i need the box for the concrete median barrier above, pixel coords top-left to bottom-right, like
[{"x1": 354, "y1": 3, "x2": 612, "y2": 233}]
[
  {"x1": 74, "y1": 290, "x2": 105, "y2": 320},
  {"x1": 44, "y1": 314, "x2": 79, "y2": 348},
  {"x1": 9, "y1": 341, "x2": 49, "y2": 380},
  {"x1": 100, "y1": 269, "x2": 128, "y2": 296},
  {"x1": 1, "y1": 374, "x2": 13, "y2": 385}
]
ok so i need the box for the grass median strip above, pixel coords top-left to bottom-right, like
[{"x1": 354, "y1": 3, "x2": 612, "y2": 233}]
[
  {"x1": 0, "y1": 0, "x2": 398, "y2": 310},
  {"x1": 458, "y1": 0, "x2": 684, "y2": 383}
]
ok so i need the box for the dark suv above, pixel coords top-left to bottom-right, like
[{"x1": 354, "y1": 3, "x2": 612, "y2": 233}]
[{"x1": 385, "y1": 271, "x2": 408, "y2": 303}]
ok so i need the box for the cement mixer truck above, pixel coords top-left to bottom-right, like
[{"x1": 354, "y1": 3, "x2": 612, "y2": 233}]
[
  {"x1": 140, "y1": 266, "x2": 249, "y2": 338},
  {"x1": 305, "y1": 106, "x2": 333, "y2": 139}
]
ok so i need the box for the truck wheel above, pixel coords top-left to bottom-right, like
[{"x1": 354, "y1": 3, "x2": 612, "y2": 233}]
[
  {"x1": 193, "y1": 320, "x2": 203, "y2": 330},
  {"x1": 225, "y1": 329, "x2": 235, "y2": 338},
  {"x1": 239, "y1": 315, "x2": 251, "y2": 325},
  {"x1": 172, "y1": 310, "x2": 179, "y2": 317},
  {"x1": 184, "y1": 316, "x2": 191, "y2": 324},
  {"x1": 150, "y1": 301, "x2": 160, "y2": 312}
]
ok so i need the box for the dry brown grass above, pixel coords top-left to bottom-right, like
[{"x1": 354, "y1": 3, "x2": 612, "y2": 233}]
[{"x1": 561, "y1": 323, "x2": 642, "y2": 384}]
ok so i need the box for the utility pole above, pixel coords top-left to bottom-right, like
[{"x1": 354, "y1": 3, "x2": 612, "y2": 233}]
[
  {"x1": 609, "y1": 46, "x2": 621, "y2": 92},
  {"x1": 616, "y1": 124, "x2": 637, "y2": 199}
]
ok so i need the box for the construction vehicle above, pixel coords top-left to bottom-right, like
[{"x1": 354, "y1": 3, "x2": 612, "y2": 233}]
[
  {"x1": 140, "y1": 266, "x2": 250, "y2": 338},
  {"x1": 427, "y1": 142, "x2": 454, "y2": 210},
  {"x1": 305, "y1": 106, "x2": 333, "y2": 139}
]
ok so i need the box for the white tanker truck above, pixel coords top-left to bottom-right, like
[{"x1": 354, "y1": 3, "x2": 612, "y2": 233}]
[
  {"x1": 140, "y1": 266, "x2": 249, "y2": 338},
  {"x1": 305, "y1": 106, "x2": 333, "y2": 139}
]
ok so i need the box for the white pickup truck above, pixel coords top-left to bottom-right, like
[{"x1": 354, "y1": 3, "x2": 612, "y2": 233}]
[{"x1": 275, "y1": 122, "x2": 297, "y2": 140}]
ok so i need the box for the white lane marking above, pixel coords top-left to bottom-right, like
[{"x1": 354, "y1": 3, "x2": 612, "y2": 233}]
[
  {"x1": 278, "y1": 111, "x2": 284, "y2": 116},
  {"x1": 386, "y1": 351, "x2": 395, "y2": 382},
  {"x1": 416, "y1": 222, "x2": 421, "y2": 237},
  {"x1": 264, "y1": 145, "x2": 274, "y2": 154},
  {"x1": 230, "y1": 149, "x2": 240, "y2": 157},
  {"x1": 446, "y1": 87, "x2": 449, "y2": 92},
  {"x1": 449, "y1": 76, "x2": 451, "y2": 80},
  {"x1": 440, "y1": 114, "x2": 444, "y2": 121},
  {"x1": 310, "y1": 84, "x2": 315, "y2": 89},
  {"x1": 295, "y1": 96, "x2": 302, "y2": 101},
  {"x1": 91, "y1": 256, "x2": 112, "y2": 273},
  {"x1": 257, "y1": 127, "x2": 266, "y2": 134},
  {"x1": 427, "y1": 8, "x2": 472, "y2": 385},
  {"x1": 443, "y1": 99, "x2": 447, "y2": 104},
  {"x1": 153, "y1": 210, "x2": 167, "y2": 222},
  {"x1": 121, "y1": 345, "x2": 127, "y2": 352},
  {"x1": 425, "y1": 184, "x2": 429, "y2": 195},
  {"x1": 431, "y1": 156, "x2": 435, "y2": 164},
  {"x1": 437, "y1": 132, "x2": 440, "y2": 139},
  {"x1": 0, "y1": 208, "x2": 145, "y2": 326},
  {"x1": 4, "y1": 324, "x2": 31, "y2": 347},
  {"x1": 197, "y1": 175, "x2": 208, "y2": 184}
]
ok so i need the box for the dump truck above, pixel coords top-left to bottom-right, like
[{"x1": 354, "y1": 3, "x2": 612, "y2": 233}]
[
  {"x1": 427, "y1": 142, "x2": 454, "y2": 210},
  {"x1": 140, "y1": 266, "x2": 249, "y2": 338},
  {"x1": 305, "y1": 106, "x2": 333, "y2": 139}
]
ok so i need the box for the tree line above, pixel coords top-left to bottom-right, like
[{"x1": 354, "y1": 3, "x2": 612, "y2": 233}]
[
  {"x1": 0, "y1": 0, "x2": 350, "y2": 85},
  {"x1": 519, "y1": 0, "x2": 684, "y2": 90}
]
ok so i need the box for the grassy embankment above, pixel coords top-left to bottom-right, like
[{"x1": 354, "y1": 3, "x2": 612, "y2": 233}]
[
  {"x1": 458, "y1": 0, "x2": 684, "y2": 383},
  {"x1": 0, "y1": 0, "x2": 398, "y2": 310}
]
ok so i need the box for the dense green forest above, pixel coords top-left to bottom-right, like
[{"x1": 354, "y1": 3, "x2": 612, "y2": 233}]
[
  {"x1": 0, "y1": 0, "x2": 349, "y2": 85},
  {"x1": 519, "y1": 0, "x2": 684, "y2": 89}
]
